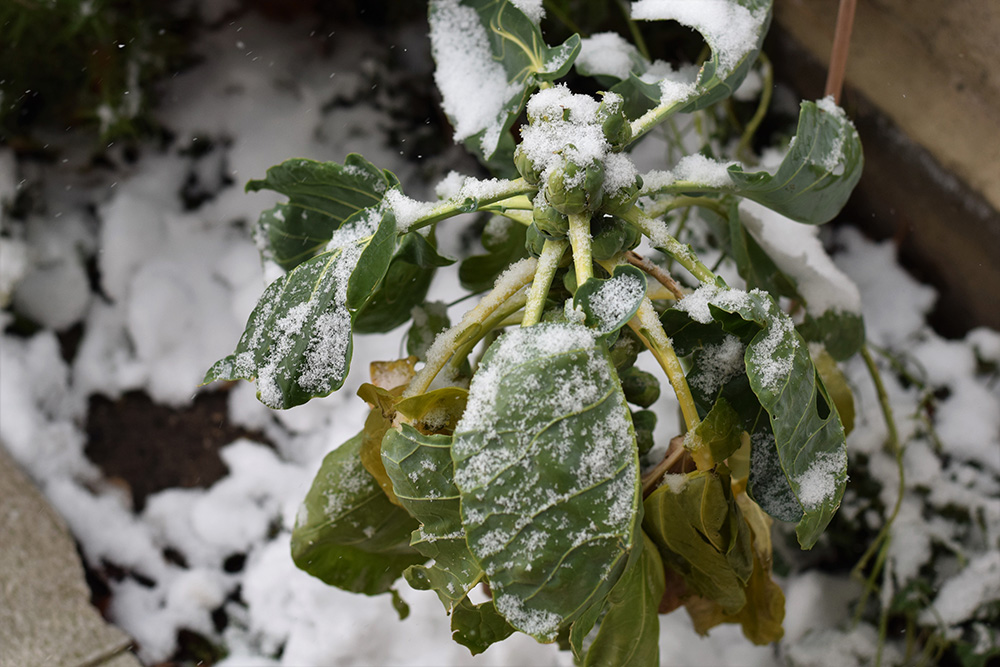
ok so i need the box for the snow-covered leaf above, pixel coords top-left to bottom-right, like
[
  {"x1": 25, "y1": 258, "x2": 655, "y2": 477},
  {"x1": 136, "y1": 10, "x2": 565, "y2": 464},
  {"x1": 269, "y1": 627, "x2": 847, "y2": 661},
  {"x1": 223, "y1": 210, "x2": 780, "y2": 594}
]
[
  {"x1": 290, "y1": 433, "x2": 425, "y2": 596},
  {"x1": 382, "y1": 424, "x2": 483, "y2": 610},
  {"x1": 451, "y1": 322, "x2": 641, "y2": 641},
  {"x1": 247, "y1": 155, "x2": 398, "y2": 271},
  {"x1": 574, "y1": 264, "x2": 647, "y2": 336},
  {"x1": 429, "y1": 0, "x2": 581, "y2": 167},
  {"x1": 204, "y1": 203, "x2": 396, "y2": 408}
]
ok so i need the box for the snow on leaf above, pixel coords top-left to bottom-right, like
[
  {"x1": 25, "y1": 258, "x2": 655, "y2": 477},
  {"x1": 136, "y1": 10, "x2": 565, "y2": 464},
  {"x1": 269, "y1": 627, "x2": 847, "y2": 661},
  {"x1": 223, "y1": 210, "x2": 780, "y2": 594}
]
[{"x1": 451, "y1": 322, "x2": 641, "y2": 640}]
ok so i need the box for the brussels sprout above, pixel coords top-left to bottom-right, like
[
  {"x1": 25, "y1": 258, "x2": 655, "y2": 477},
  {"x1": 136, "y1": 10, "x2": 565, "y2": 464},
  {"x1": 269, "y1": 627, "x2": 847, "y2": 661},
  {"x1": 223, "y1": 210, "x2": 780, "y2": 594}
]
[
  {"x1": 524, "y1": 223, "x2": 548, "y2": 257},
  {"x1": 632, "y1": 409, "x2": 657, "y2": 456},
  {"x1": 600, "y1": 174, "x2": 643, "y2": 216},
  {"x1": 620, "y1": 367, "x2": 661, "y2": 407},
  {"x1": 514, "y1": 144, "x2": 541, "y2": 185},
  {"x1": 545, "y1": 157, "x2": 604, "y2": 216},
  {"x1": 598, "y1": 96, "x2": 632, "y2": 148},
  {"x1": 609, "y1": 327, "x2": 642, "y2": 370},
  {"x1": 533, "y1": 204, "x2": 569, "y2": 237},
  {"x1": 562, "y1": 268, "x2": 578, "y2": 295}
]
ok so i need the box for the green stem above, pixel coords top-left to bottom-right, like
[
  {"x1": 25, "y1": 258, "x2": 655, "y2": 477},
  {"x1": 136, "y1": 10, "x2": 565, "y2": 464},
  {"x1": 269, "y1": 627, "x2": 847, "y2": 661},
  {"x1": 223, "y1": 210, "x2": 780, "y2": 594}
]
[
  {"x1": 446, "y1": 288, "x2": 529, "y2": 375},
  {"x1": 407, "y1": 178, "x2": 538, "y2": 231},
  {"x1": 628, "y1": 99, "x2": 689, "y2": 147},
  {"x1": 736, "y1": 52, "x2": 773, "y2": 162},
  {"x1": 642, "y1": 194, "x2": 729, "y2": 220},
  {"x1": 567, "y1": 211, "x2": 594, "y2": 284},
  {"x1": 405, "y1": 257, "x2": 538, "y2": 397},
  {"x1": 523, "y1": 238, "x2": 568, "y2": 327},
  {"x1": 620, "y1": 206, "x2": 717, "y2": 284},
  {"x1": 629, "y1": 298, "x2": 700, "y2": 433},
  {"x1": 616, "y1": 0, "x2": 650, "y2": 61},
  {"x1": 851, "y1": 345, "x2": 906, "y2": 625}
]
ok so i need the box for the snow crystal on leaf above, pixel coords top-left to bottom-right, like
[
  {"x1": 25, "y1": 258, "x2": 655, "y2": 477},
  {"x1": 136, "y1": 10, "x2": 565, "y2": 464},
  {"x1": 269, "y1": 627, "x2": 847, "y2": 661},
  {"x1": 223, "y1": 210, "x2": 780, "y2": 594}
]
[
  {"x1": 586, "y1": 271, "x2": 645, "y2": 332},
  {"x1": 429, "y1": 0, "x2": 521, "y2": 156},
  {"x1": 509, "y1": 0, "x2": 545, "y2": 23},
  {"x1": 795, "y1": 451, "x2": 846, "y2": 510},
  {"x1": 675, "y1": 283, "x2": 723, "y2": 324},
  {"x1": 749, "y1": 310, "x2": 797, "y2": 392},
  {"x1": 494, "y1": 592, "x2": 561, "y2": 641},
  {"x1": 691, "y1": 334, "x2": 745, "y2": 395}
]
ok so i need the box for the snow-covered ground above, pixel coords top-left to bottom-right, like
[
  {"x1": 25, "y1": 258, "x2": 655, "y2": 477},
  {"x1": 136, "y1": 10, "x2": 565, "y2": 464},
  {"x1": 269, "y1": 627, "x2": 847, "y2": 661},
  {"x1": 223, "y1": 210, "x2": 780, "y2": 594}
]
[{"x1": 1, "y1": 8, "x2": 998, "y2": 666}]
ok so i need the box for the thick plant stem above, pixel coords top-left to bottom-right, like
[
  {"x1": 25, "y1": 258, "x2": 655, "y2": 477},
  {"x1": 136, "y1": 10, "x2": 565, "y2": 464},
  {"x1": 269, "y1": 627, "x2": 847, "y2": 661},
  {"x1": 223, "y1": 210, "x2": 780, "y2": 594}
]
[
  {"x1": 567, "y1": 211, "x2": 594, "y2": 285},
  {"x1": 625, "y1": 250, "x2": 685, "y2": 300},
  {"x1": 447, "y1": 289, "x2": 529, "y2": 375},
  {"x1": 641, "y1": 195, "x2": 729, "y2": 220},
  {"x1": 523, "y1": 238, "x2": 568, "y2": 327},
  {"x1": 629, "y1": 298, "x2": 700, "y2": 433},
  {"x1": 620, "y1": 206, "x2": 717, "y2": 284},
  {"x1": 825, "y1": 0, "x2": 858, "y2": 104},
  {"x1": 407, "y1": 178, "x2": 538, "y2": 231},
  {"x1": 405, "y1": 257, "x2": 537, "y2": 397}
]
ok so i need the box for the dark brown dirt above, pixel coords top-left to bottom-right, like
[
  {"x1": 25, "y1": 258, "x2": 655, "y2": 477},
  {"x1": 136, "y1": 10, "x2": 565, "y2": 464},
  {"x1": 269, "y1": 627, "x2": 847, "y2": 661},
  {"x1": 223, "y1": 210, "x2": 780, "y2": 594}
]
[{"x1": 84, "y1": 389, "x2": 272, "y2": 512}]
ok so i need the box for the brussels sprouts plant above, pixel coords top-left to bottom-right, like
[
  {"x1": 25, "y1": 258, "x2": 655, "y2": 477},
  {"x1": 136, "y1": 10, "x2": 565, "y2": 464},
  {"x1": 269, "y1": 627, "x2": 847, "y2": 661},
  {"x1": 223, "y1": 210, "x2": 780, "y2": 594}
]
[{"x1": 205, "y1": 0, "x2": 867, "y2": 661}]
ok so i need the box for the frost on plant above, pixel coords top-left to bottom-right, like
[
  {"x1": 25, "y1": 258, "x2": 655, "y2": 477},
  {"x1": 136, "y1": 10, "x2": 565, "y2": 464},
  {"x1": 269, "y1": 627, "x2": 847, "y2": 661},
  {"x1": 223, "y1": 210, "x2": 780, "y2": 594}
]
[{"x1": 206, "y1": 0, "x2": 869, "y2": 663}]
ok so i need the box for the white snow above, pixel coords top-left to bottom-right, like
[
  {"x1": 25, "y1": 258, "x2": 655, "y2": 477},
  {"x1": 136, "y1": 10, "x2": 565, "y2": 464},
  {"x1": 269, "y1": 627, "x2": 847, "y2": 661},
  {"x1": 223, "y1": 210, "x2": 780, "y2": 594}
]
[{"x1": 577, "y1": 32, "x2": 641, "y2": 80}]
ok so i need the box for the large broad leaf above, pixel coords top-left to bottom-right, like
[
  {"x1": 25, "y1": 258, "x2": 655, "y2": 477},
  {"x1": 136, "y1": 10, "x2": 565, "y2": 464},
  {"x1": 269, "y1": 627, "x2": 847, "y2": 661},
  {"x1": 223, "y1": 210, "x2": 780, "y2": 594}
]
[
  {"x1": 381, "y1": 424, "x2": 483, "y2": 610},
  {"x1": 290, "y1": 433, "x2": 425, "y2": 595},
  {"x1": 452, "y1": 322, "x2": 641, "y2": 641},
  {"x1": 428, "y1": 0, "x2": 581, "y2": 167},
  {"x1": 643, "y1": 470, "x2": 753, "y2": 613},
  {"x1": 204, "y1": 203, "x2": 396, "y2": 408},
  {"x1": 354, "y1": 231, "x2": 454, "y2": 334},
  {"x1": 580, "y1": 0, "x2": 771, "y2": 131},
  {"x1": 641, "y1": 100, "x2": 863, "y2": 226},
  {"x1": 582, "y1": 532, "x2": 664, "y2": 666},
  {"x1": 247, "y1": 155, "x2": 399, "y2": 271},
  {"x1": 673, "y1": 285, "x2": 848, "y2": 548}
]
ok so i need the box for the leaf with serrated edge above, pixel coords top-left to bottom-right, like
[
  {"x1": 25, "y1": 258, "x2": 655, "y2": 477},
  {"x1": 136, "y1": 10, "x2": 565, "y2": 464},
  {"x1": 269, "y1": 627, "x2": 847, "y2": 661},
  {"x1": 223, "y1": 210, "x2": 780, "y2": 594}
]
[
  {"x1": 679, "y1": 286, "x2": 848, "y2": 548},
  {"x1": 290, "y1": 433, "x2": 424, "y2": 595},
  {"x1": 429, "y1": 0, "x2": 581, "y2": 165},
  {"x1": 247, "y1": 155, "x2": 397, "y2": 271},
  {"x1": 574, "y1": 265, "x2": 647, "y2": 336},
  {"x1": 583, "y1": 532, "x2": 664, "y2": 667},
  {"x1": 381, "y1": 425, "x2": 482, "y2": 609},
  {"x1": 452, "y1": 322, "x2": 641, "y2": 641},
  {"x1": 204, "y1": 201, "x2": 396, "y2": 409}
]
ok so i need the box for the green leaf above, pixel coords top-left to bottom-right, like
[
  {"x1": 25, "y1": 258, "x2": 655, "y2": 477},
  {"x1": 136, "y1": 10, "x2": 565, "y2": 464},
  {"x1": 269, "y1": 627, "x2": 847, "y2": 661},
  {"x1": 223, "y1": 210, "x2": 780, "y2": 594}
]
[
  {"x1": 428, "y1": 0, "x2": 581, "y2": 166},
  {"x1": 583, "y1": 532, "x2": 664, "y2": 667},
  {"x1": 247, "y1": 155, "x2": 398, "y2": 271},
  {"x1": 354, "y1": 231, "x2": 454, "y2": 334},
  {"x1": 395, "y1": 387, "x2": 469, "y2": 434},
  {"x1": 204, "y1": 203, "x2": 396, "y2": 409},
  {"x1": 693, "y1": 397, "x2": 743, "y2": 464},
  {"x1": 643, "y1": 470, "x2": 752, "y2": 613},
  {"x1": 290, "y1": 433, "x2": 425, "y2": 595},
  {"x1": 594, "y1": 0, "x2": 771, "y2": 131},
  {"x1": 683, "y1": 286, "x2": 848, "y2": 548},
  {"x1": 810, "y1": 346, "x2": 855, "y2": 435},
  {"x1": 798, "y1": 309, "x2": 865, "y2": 362},
  {"x1": 459, "y1": 216, "x2": 529, "y2": 293},
  {"x1": 450, "y1": 597, "x2": 516, "y2": 656},
  {"x1": 452, "y1": 322, "x2": 641, "y2": 641},
  {"x1": 727, "y1": 203, "x2": 800, "y2": 300},
  {"x1": 728, "y1": 100, "x2": 864, "y2": 224},
  {"x1": 574, "y1": 264, "x2": 647, "y2": 336},
  {"x1": 381, "y1": 425, "x2": 483, "y2": 610}
]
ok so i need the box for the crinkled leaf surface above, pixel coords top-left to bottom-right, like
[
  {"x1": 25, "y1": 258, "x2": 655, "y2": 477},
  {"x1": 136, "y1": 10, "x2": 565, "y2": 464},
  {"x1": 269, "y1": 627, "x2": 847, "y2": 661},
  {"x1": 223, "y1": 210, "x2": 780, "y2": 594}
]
[
  {"x1": 574, "y1": 264, "x2": 647, "y2": 336},
  {"x1": 381, "y1": 425, "x2": 482, "y2": 609},
  {"x1": 583, "y1": 532, "x2": 664, "y2": 667},
  {"x1": 643, "y1": 470, "x2": 752, "y2": 613},
  {"x1": 452, "y1": 322, "x2": 641, "y2": 641},
  {"x1": 247, "y1": 154, "x2": 398, "y2": 271},
  {"x1": 290, "y1": 433, "x2": 424, "y2": 595},
  {"x1": 728, "y1": 100, "x2": 863, "y2": 225},
  {"x1": 676, "y1": 286, "x2": 848, "y2": 547},
  {"x1": 204, "y1": 203, "x2": 396, "y2": 409},
  {"x1": 428, "y1": 0, "x2": 580, "y2": 166},
  {"x1": 450, "y1": 597, "x2": 515, "y2": 655}
]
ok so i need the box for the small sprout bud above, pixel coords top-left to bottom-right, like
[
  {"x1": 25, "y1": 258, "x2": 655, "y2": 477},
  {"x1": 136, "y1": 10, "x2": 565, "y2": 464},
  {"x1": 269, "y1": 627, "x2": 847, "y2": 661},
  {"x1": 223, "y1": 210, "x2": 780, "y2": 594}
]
[
  {"x1": 632, "y1": 409, "x2": 657, "y2": 456},
  {"x1": 620, "y1": 367, "x2": 661, "y2": 407},
  {"x1": 599, "y1": 95, "x2": 632, "y2": 149},
  {"x1": 546, "y1": 157, "x2": 605, "y2": 216},
  {"x1": 532, "y1": 204, "x2": 570, "y2": 237},
  {"x1": 524, "y1": 222, "x2": 548, "y2": 257},
  {"x1": 600, "y1": 174, "x2": 643, "y2": 216},
  {"x1": 514, "y1": 144, "x2": 541, "y2": 185},
  {"x1": 609, "y1": 328, "x2": 641, "y2": 370},
  {"x1": 590, "y1": 216, "x2": 639, "y2": 260}
]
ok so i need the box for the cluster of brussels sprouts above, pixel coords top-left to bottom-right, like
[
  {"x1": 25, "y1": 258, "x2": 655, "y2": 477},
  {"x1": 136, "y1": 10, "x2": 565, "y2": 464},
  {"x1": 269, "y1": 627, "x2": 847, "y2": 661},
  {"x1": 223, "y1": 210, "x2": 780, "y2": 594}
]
[{"x1": 516, "y1": 91, "x2": 645, "y2": 261}]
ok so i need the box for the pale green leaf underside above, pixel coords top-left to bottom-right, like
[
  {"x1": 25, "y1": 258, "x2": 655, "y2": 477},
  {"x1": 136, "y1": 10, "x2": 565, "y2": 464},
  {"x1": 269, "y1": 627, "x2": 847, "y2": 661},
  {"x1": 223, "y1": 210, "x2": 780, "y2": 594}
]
[
  {"x1": 451, "y1": 322, "x2": 641, "y2": 641},
  {"x1": 204, "y1": 203, "x2": 396, "y2": 409},
  {"x1": 381, "y1": 424, "x2": 483, "y2": 610}
]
